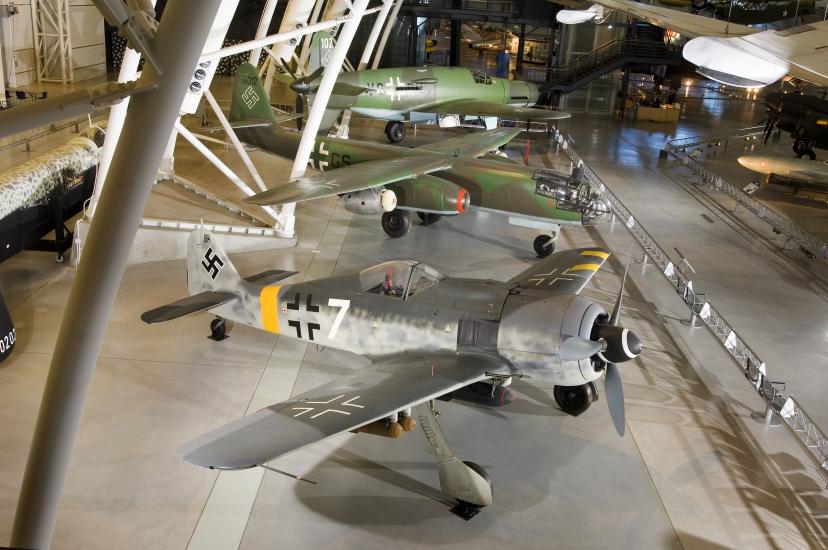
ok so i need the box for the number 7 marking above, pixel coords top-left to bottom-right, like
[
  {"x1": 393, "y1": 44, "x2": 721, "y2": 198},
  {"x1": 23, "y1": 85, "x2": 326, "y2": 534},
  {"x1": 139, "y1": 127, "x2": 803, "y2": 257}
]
[{"x1": 327, "y1": 299, "x2": 350, "y2": 339}]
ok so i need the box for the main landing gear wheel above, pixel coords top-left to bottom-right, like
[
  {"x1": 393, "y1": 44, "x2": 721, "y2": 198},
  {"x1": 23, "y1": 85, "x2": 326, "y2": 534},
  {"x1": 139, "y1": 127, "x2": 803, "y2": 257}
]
[
  {"x1": 798, "y1": 150, "x2": 817, "y2": 160},
  {"x1": 533, "y1": 234, "x2": 555, "y2": 258},
  {"x1": 553, "y1": 383, "x2": 594, "y2": 416},
  {"x1": 209, "y1": 317, "x2": 228, "y2": 341},
  {"x1": 417, "y1": 212, "x2": 442, "y2": 225},
  {"x1": 381, "y1": 209, "x2": 412, "y2": 238},
  {"x1": 385, "y1": 121, "x2": 406, "y2": 143}
]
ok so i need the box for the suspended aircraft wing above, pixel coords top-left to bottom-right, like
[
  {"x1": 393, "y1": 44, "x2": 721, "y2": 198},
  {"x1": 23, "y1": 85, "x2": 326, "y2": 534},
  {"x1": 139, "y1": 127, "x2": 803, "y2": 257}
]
[
  {"x1": 508, "y1": 247, "x2": 610, "y2": 295},
  {"x1": 178, "y1": 352, "x2": 509, "y2": 470},
  {"x1": 574, "y1": 0, "x2": 828, "y2": 86},
  {"x1": 417, "y1": 127, "x2": 522, "y2": 158},
  {"x1": 423, "y1": 100, "x2": 571, "y2": 120},
  {"x1": 243, "y1": 155, "x2": 452, "y2": 206},
  {"x1": 585, "y1": 0, "x2": 756, "y2": 37}
]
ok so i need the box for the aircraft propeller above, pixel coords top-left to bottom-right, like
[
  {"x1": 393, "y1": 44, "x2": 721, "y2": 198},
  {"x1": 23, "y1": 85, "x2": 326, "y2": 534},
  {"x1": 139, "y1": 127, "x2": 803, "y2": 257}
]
[
  {"x1": 591, "y1": 249, "x2": 640, "y2": 437},
  {"x1": 281, "y1": 58, "x2": 324, "y2": 132}
]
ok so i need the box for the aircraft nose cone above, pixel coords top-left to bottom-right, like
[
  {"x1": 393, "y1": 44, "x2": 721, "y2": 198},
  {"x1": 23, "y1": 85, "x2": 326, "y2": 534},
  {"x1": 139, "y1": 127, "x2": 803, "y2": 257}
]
[{"x1": 623, "y1": 329, "x2": 641, "y2": 360}]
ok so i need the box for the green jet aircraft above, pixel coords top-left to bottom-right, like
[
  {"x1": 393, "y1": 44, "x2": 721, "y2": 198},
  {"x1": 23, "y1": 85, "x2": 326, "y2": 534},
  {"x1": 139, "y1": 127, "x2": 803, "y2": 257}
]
[
  {"x1": 285, "y1": 32, "x2": 570, "y2": 143},
  {"x1": 232, "y1": 63, "x2": 607, "y2": 257}
]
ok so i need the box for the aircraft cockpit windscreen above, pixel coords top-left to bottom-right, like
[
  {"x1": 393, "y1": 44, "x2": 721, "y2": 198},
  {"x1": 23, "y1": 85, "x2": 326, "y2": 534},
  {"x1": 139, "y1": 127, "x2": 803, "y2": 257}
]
[{"x1": 359, "y1": 261, "x2": 444, "y2": 299}]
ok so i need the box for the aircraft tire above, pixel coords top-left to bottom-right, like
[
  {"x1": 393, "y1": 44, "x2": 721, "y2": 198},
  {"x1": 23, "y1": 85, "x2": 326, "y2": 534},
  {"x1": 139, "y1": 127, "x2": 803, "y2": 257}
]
[
  {"x1": 553, "y1": 384, "x2": 594, "y2": 416},
  {"x1": 417, "y1": 212, "x2": 442, "y2": 225},
  {"x1": 210, "y1": 318, "x2": 227, "y2": 341},
  {"x1": 533, "y1": 234, "x2": 555, "y2": 258},
  {"x1": 385, "y1": 121, "x2": 406, "y2": 143},
  {"x1": 798, "y1": 149, "x2": 817, "y2": 161},
  {"x1": 381, "y1": 209, "x2": 412, "y2": 238}
]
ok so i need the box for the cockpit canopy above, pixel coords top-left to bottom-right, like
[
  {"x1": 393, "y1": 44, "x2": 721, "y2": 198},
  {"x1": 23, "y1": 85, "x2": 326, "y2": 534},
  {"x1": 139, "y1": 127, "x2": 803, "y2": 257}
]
[
  {"x1": 359, "y1": 260, "x2": 444, "y2": 299},
  {"x1": 471, "y1": 70, "x2": 493, "y2": 85}
]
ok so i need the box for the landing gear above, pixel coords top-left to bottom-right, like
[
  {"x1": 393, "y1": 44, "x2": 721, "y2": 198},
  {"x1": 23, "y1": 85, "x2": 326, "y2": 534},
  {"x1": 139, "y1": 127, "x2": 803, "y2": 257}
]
[
  {"x1": 418, "y1": 401, "x2": 493, "y2": 519},
  {"x1": 381, "y1": 209, "x2": 412, "y2": 238},
  {"x1": 417, "y1": 212, "x2": 442, "y2": 225},
  {"x1": 385, "y1": 121, "x2": 406, "y2": 143},
  {"x1": 209, "y1": 317, "x2": 228, "y2": 341},
  {"x1": 533, "y1": 234, "x2": 555, "y2": 258},
  {"x1": 553, "y1": 383, "x2": 595, "y2": 416},
  {"x1": 793, "y1": 140, "x2": 816, "y2": 160}
]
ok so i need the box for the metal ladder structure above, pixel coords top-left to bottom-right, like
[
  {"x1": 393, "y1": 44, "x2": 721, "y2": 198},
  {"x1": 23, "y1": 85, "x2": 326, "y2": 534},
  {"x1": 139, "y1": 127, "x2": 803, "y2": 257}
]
[{"x1": 553, "y1": 129, "x2": 828, "y2": 486}]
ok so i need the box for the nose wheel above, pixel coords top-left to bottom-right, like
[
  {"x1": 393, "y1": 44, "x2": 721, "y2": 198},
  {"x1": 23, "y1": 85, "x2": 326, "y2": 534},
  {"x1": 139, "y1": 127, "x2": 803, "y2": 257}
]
[
  {"x1": 533, "y1": 234, "x2": 555, "y2": 258},
  {"x1": 385, "y1": 121, "x2": 406, "y2": 143},
  {"x1": 381, "y1": 209, "x2": 412, "y2": 238}
]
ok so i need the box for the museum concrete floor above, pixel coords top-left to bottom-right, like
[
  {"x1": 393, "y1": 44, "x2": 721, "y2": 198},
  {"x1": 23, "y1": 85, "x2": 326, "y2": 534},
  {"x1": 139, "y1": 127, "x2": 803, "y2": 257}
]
[{"x1": 2, "y1": 90, "x2": 828, "y2": 549}]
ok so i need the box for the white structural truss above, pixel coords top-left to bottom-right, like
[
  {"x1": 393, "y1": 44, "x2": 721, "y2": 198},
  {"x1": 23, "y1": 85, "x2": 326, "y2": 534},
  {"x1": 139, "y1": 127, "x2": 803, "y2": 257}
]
[{"x1": 31, "y1": 0, "x2": 73, "y2": 83}]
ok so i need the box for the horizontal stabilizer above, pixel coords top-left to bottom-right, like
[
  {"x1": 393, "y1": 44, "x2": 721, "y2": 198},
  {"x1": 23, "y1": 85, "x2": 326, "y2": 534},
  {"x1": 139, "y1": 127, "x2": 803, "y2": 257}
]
[
  {"x1": 244, "y1": 269, "x2": 298, "y2": 286},
  {"x1": 141, "y1": 291, "x2": 237, "y2": 324}
]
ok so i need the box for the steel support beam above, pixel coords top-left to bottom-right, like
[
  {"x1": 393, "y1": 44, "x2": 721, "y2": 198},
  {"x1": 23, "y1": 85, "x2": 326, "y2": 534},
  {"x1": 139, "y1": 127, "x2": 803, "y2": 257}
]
[
  {"x1": 371, "y1": 0, "x2": 403, "y2": 69},
  {"x1": 248, "y1": 0, "x2": 279, "y2": 67},
  {"x1": 449, "y1": 19, "x2": 460, "y2": 66},
  {"x1": 516, "y1": 23, "x2": 526, "y2": 76},
  {"x1": 281, "y1": 0, "x2": 370, "y2": 236},
  {"x1": 9, "y1": 2, "x2": 222, "y2": 548}
]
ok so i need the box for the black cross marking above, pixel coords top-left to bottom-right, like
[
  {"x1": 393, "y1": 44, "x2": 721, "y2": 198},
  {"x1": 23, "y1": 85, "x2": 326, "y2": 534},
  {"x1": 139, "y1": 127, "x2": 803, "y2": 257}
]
[
  {"x1": 201, "y1": 247, "x2": 224, "y2": 280},
  {"x1": 288, "y1": 320, "x2": 302, "y2": 338},
  {"x1": 307, "y1": 322, "x2": 320, "y2": 341},
  {"x1": 286, "y1": 293, "x2": 301, "y2": 310},
  {"x1": 306, "y1": 294, "x2": 319, "y2": 312}
]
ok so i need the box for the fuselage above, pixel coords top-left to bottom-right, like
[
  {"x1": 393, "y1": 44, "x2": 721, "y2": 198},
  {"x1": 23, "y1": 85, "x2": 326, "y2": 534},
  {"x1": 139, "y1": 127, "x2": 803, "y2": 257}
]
[
  {"x1": 237, "y1": 125, "x2": 585, "y2": 225},
  {"x1": 210, "y1": 262, "x2": 608, "y2": 387},
  {"x1": 323, "y1": 66, "x2": 540, "y2": 122},
  {"x1": 738, "y1": 154, "x2": 828, "y2": 185}
]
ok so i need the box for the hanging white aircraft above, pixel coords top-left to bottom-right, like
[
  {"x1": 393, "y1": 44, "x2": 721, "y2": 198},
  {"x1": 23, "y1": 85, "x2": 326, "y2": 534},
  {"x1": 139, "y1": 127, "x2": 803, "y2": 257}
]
[{"x1": 556, "y1": 0, "x2": 828, "y2": 88}]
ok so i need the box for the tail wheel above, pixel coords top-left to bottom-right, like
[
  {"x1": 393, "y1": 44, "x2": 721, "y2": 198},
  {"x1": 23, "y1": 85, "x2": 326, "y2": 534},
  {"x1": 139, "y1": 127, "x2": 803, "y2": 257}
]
[
  {"x1": 553, "y1": 384, "x2": 594, "y2": 416},
  {"x1": 798, "y1": 150, "x2": 816, "y2": 161},
  {"x1": 381, "y1": 209, "x2": 412, "y2": 238},
  {"x1": 385, "y1": 121, "x2": 406, "y2": 143},
  {"x1": 209, "y1": 318, "x2": 227, "y2": 341},
  {"x1": 417, "y1": 212, "x2": 442, "y2": 225},
  {"x1": 533, "y1": 234, "x2": 555, "y2": 258}
]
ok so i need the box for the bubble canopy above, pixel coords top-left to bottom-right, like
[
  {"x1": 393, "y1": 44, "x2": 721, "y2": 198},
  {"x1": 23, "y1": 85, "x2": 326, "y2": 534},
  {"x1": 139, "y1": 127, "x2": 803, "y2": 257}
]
[{"x1": 359, "y1": 261, "x2": 444, "y2": 299}]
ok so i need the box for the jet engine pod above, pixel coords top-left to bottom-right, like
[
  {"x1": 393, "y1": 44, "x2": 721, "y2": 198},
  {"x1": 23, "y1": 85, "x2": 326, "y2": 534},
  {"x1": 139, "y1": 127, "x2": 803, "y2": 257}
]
[
  {"x1": 338, "y1": 188, "x2": 398, "y2": 215},
  {"x1": 386, "y1": 175, "x2": 470, "y2": 215}
]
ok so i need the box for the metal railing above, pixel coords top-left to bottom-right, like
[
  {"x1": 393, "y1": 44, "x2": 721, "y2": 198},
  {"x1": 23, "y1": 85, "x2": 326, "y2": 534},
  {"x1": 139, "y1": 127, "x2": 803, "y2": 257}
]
[
  {"x1": 664, "y1": 129, "x2": 828, "y2": 260},
  {"x1": 525, "y1": 39, "x2": 680, "y2": 88},
  {"x1": 553, "y1": 129, "x2": 828, "y2": 486},
  {"x1": 0, "y1": 111, "x2": 108, "y2": 155}
]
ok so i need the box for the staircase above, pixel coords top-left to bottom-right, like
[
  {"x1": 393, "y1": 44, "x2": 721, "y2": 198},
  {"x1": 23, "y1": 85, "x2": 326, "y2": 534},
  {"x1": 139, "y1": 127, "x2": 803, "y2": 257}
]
[{"x1": 527, "y1": 38, "x2": 683, "y2": 94}]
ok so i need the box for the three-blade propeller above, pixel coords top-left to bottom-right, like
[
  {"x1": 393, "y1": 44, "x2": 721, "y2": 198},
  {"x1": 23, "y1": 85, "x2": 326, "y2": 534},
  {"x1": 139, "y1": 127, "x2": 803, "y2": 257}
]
[{"x1": 282, "y1": 59, "x2": 324, "y2": 132}]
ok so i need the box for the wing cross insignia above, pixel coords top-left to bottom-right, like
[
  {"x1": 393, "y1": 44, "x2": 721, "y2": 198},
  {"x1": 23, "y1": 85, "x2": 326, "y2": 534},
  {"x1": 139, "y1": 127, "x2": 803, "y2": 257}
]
[{"x1": 291, "y1": 394, "x2": 365, "y2": 419}]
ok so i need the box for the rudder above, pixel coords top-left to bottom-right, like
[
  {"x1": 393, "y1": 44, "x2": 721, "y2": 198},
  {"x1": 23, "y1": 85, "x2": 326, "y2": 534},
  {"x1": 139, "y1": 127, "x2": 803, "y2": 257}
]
[
  {"x1": 230, "y1": 63, "x2": 277, "y2": 124},
  {"x1": 187, "y1": 228, "x2": 242, "y2": 296}
]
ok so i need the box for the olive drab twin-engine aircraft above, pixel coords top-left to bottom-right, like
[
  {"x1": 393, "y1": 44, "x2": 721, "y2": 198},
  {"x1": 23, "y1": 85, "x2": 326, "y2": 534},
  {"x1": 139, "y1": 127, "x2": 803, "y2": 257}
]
[
  {"x1": 142, "y1": 227, "x2": 642, "y2": 516},
  {"x1": 285, "y1": 32, "x2": 570, "y2": 143},
  {"x1": 232, "y1": 63, "x2": 607, "y2": 258}
]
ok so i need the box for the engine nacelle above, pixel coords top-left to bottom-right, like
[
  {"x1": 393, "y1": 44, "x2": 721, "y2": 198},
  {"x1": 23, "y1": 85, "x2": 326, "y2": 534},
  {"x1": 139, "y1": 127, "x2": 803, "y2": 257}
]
[
  {"x1": 338, "y1": 188, "x2": 397, "y2": 215},
  {"x1": 683, "y1": 37, "x2": 788, "y2": 88},
  {"x1": 556, "y1": 5, "x2": 603, "y2": 24},
  {"x1": 497, "y1": 293, "x2": 606, "y2": 386},
  {"x1": 387, "y1": 175, "x2": 470, "y2": 215}
]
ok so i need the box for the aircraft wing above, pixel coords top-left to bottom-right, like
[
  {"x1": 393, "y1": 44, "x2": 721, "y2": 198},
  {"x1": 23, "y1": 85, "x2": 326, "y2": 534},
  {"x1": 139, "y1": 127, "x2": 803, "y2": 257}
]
[
  {"x1": 243, "y1": 155, "x2": 452, "y2": 206},
  {"x1": 178, "y1": 352, "x2": 509, "y2": 470},
  {"x1": 508, "y1": 247, "x2": 610, "y2": 295},
  {"x1": 735, "y1": 22, "x2": 828, "y2": 85},
  {"x1": 586, "y1": 0, "x2": 756, "y2": 37},
  {"x1": 423, "y1": 100, "x2": 571, "y2": 120},
  {"x1": 417, "y1": 127, "x2": 522, "y2": 157}
]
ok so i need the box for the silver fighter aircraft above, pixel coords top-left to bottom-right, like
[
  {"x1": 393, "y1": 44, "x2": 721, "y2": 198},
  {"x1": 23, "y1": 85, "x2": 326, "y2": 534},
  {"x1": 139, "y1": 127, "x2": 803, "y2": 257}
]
[{"x1": 142, "y1": 228, "x2": 642, "y2": 516}]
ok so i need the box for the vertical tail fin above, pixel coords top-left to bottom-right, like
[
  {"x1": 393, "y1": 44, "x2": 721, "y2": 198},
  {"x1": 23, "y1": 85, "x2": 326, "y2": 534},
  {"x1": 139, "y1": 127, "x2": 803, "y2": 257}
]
[
  {"x1": 230, "y1": 63, "x2": 277, "y2": 125},
  {"x1": 187, "y1": 228, "x2": 242, "y2": 296},
  {"x1": 308, "y1": 31, "x2": 335, "y2": 75}
]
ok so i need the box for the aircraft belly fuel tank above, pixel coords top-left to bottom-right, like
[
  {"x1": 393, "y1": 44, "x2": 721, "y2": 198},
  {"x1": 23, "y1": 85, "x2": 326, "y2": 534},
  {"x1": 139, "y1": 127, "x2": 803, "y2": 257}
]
[{"x1": 497, "y1": 293, "x2": 606, "y2": 386}]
